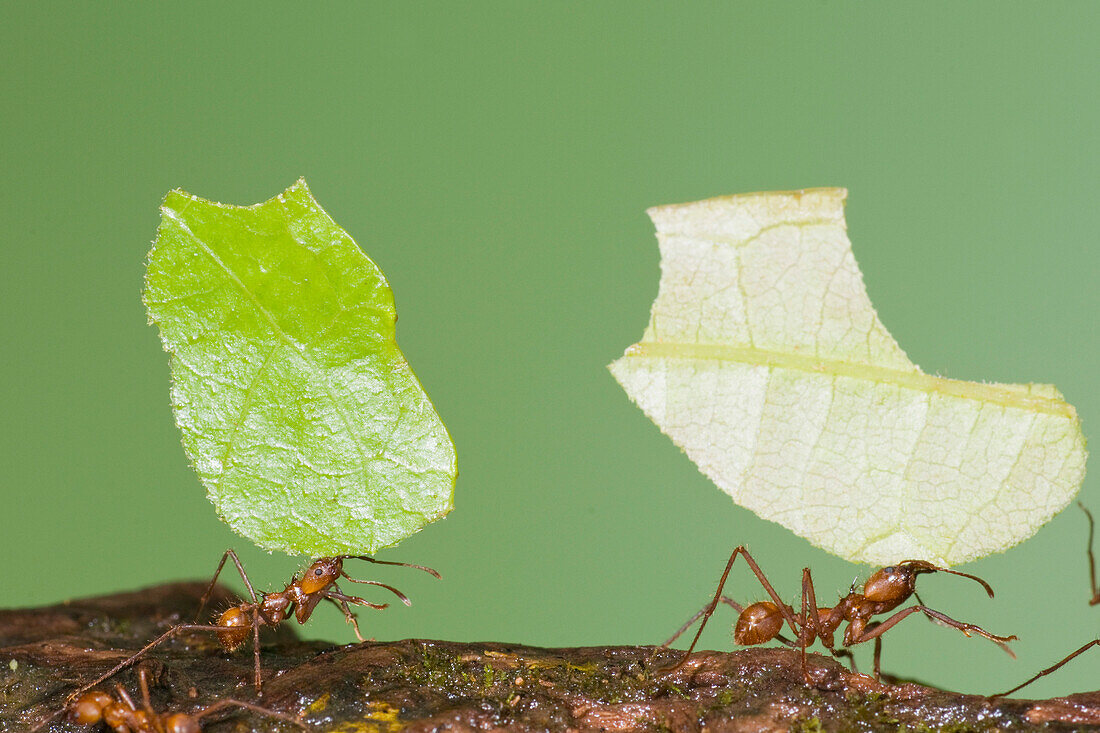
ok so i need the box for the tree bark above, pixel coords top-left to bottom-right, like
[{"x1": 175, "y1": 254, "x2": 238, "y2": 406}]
[{"x1": 2, "y1": 583, "x2": 1097, "y2": 731}]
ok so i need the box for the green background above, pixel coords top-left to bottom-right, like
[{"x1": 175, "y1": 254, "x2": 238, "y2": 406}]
[{"x1": 3, "y1": 3, "x2": 1098, "y2": 699}]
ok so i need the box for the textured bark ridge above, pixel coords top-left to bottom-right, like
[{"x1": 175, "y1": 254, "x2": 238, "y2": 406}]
[{"x1": 2, "y1": 583, "x2": 1099, "y2": 731}]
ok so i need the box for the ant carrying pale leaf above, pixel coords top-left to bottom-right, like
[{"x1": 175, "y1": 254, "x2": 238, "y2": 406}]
[{"x1": 663, "y1": 546, "x2": 1016, "y2": 682}]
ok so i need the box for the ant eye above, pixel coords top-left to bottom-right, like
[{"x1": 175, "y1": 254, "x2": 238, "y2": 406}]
[
  {"x1": 883, "y1": 566, "x2": 895, "y2": 573},
  {"x1": 314, "y1": 568, "x2": 324, "y2": 576}
]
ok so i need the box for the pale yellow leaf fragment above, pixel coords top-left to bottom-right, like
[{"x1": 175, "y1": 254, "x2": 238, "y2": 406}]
[{"x1": 609, "y1": 188, "x2": 1086, "y2": 566}]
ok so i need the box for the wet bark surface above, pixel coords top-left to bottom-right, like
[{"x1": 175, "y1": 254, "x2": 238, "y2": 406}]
[{"x1": 2, "y1": 583, "x2": 1099, "y2": 732}]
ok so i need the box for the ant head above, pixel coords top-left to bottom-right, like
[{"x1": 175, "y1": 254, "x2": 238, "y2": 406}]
[
  {"x1": 733, "y1": 601, "x2": 784, "y2": 645},
  {"x1": 861, "y1": 562, "x2": 932, "y2": 603},
  {"x1": 300, "y1": 557, "x2": 344, "y2": 594},
  {"x1": 863, "y1": 560, "x2": 995, "y2": 603},
  {"x1": 164, "y1": 712, "x2": 201, "y2": 733}
]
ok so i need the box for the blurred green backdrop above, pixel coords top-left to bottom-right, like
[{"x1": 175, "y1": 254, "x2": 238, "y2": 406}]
[{"x1": 3, "y1": 2, "x2": 1098, "y2": 699}]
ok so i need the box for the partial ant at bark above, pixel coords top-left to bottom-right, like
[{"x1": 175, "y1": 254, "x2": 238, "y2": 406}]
[
  {"x1": 53, "y1": 550, "x2": 440, "y2": 708},
  {"x1": 32, "y1": 667, "x2": 306, "y2": 733},
  {"x1": 992, "y1": 502, "x2": 1100, "y2": 697},
  {"x1": 661, "y1": 545, "x2": 1016, "y2": 683}
]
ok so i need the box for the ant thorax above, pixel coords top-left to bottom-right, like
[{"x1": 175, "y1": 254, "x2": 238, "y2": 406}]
[{"x1": 258, "y1": 591, "x2": 293, "y2": 625}]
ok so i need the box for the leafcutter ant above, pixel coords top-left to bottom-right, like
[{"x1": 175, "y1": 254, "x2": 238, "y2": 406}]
[
  {"x1": 43, "y1": 667, "x2": 306, "y2": 733},
  {"x1": 992, "y1": 503, "x2": 1100, "y2": 697},
  {"x1": 661, "y1": 546, "x2": 1016, "y2": 683},
  {"x1": 54, "y1": 550, "x2": 440, "y2": 707}
]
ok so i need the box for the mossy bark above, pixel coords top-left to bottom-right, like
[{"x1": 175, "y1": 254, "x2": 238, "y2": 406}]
[{"x1": 2, "y1": 583, "x2": 1097, "y2": 731}]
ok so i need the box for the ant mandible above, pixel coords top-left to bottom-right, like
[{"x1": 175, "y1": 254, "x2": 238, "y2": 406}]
[
  {"x1": 59, "y1": 550, "x2": 440, "y2": 703},
  {"x1": 992, "y1": 503, "x2": 1100, "y2": 697},
  {"x1": 662, "y1": 546, "x2": 1016, "y2": 683},
  {"x1": 55, "y1": 667, "x2": 306, "y2": 733}
]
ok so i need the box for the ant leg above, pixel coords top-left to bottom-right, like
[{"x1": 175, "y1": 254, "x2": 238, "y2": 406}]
[
  {"x1": 115, "y1": 684, "x2": 137, "y2": 712},
  {"x1": 992, "y1": 638, "x2": 1100, "y2": 698},
  {"x1": 662, "y1": 596, "x2": 744, "y2": 647},
  {"x1": 800, "y1": 568, "x2": 846, "y2": 682},
  {"x1": 196, "y1": 549, "x2": 259, "y2": 622},
  {"x1": 913, "y1": 606, "x2": 1017, "y2": 655},
  {"x1": 327, "y1": 582, "x2": 366, "y2": 642},
  {"x1": 250, "y1": 605, "x2": 262, "y2": 693},
  {"x1": 325, "y1": 596, "x2": 366, "y2": 642},
  {"x1": 805, "y1": 567, "x2": 822, "y2": 677},
  {"x1": 342, "y1": 555, "x2": 442, "y2": 579},
  {"x1": 325, "y1": 589, "x2": 389, "y2": 611},
  {"x1": 851, "y1": 605, "x2": 1017, "y2": 656},
  {"x1": 196, "y1": 699, "x2": 309, "y2": 730},
  {"x1": 666, "y1": 546, "x2": 803, "y2": 673},
  {"x1": 136, "y1": 667, "x2": 157, "y2": 720},
  {"x1": 57, "y1": 624, "x2": 229, "y2": 705},
  {"x1": 1080, "y1": 503, "x2": 1100, "y2": 605},
  {"x1": 338, "y1": 572, "x2": 413, "y2": 606},
  {"x1": 833, "y1": 647, "x2": 858, "y2": 673},
  {"x1": 872, "y1": 636, "x2": 882, "y2": 680}
]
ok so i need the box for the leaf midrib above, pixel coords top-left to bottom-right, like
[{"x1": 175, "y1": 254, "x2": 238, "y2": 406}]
[{"x1": 621, "y1": 342, "x2": 1075, "y2": 418}]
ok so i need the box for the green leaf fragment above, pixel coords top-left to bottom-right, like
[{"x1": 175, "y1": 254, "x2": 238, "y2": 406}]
[
  {"x1": 609, "y1": 188, "x2": 1086, "y2": 566},
  {"x1": 145, "y1": 179, "x2": 456, "y2": 556}
]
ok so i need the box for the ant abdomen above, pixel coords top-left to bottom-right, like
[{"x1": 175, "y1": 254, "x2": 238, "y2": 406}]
[
  {"x1": 163, "y1": 712, "x2": 202, "y2": 733},
  {"x1": 215, "y1": 607, "x2": 249, "y2": 651},
  {"x1": 734, "y1": 601, "x2": 784, "y2": 645},
  {"x1": 71, "y1": 690, "x2": 114, "y2": 725}
]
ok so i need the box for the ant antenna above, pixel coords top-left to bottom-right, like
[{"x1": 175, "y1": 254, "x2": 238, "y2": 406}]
[
  {"x1": 338, "y1": 575, "x2": 413, "y2": 605},
  {"x1": 992, "y1": 638, "x2": 1100, "y2": 698},
  {"x1": 344, "y1": 555, "x2": 442, "y2": 579},
  {"x1": 194, "y1": 698, "x2": 309, "y2": 729},
  {"x1": 926, "y1": 566, "x2": 996, "y2": 599}
]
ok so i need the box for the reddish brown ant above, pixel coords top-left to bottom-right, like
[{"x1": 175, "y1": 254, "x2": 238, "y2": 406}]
[
  {"x1": 661, "y1": 546, "x2": 1016, "y2": 683},
  {"x1": 51, "y1": 667, "x2": 306, "y2": 733},
  {"x1": 54, "y1": 550, "x2": 440, "y2": 707}
]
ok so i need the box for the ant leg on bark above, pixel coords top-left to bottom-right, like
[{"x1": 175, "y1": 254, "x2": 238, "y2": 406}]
[
  {"x1": 27, "y1": 627, "x2": 226, "y2": 733},
  {"x1": 992, "y1": 639, "x2": 1100, "y2": 698},
  {"x1": 62, "y1": 623, "x2": 231, "y2": 703},
  {"x1": 193, "y1": 697, "x2": 308, "y2": 730},
  {"x1": 800, "y1": 567, "x2": 835, "y2": 682},
  {"x1": 664, "y1": 596, "x2": 742, "y2": 647},
  {"x1": 324, "y1": 582, "x2": 392, "y2": 642},
  {"x1": 132, "y1": 666, "x2": 161, "y2": 724}
]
